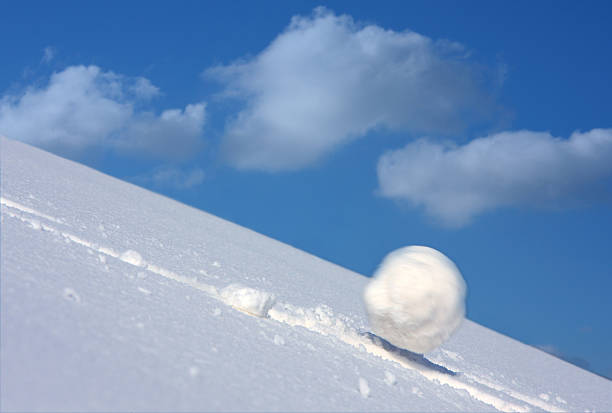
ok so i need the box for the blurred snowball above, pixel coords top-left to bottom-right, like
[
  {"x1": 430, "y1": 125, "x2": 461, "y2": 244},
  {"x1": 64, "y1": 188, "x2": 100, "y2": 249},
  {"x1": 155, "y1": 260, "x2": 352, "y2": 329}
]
[{"x1": 364, "y1": 246, "x2": 466, "y2": 353}]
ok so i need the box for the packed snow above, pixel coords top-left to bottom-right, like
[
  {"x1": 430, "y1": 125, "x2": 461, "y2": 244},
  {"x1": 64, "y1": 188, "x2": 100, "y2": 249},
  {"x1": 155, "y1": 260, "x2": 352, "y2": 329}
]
[
  {"x1": 364, "y1": 246, "x2": 467, "y2": 354},
  {"x1": 1, "y1": 137, "x2": 611, "y2": 411}
]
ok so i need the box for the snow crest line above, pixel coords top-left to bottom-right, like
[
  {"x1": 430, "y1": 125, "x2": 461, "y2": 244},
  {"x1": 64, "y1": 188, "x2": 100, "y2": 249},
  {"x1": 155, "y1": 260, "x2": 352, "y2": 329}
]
[
  {"x1": 1, "y1": 196, "x2": 219, "y2": 298},
  {"x1": 1, "y1": 197, "x2": 64, "y2": 224},
  {"x1": 2, "y1": 197, "x2": 566, "y2": 413}
]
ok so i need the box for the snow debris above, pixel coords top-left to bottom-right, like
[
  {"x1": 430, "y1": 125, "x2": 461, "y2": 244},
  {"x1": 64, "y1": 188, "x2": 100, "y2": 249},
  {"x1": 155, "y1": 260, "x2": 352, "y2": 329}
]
[
  {"x1": 212, "y1": 261, "x2": 221, "y2": 267},
  {"x1": 539, "y1": 393, "x2": 550, "y2": 401},
  {"x1": 220, "y1": 283, "x2": 276, "y2": 318},
  {"x1": 358, "y1": 377, "x2": 370, "y2": 398},
  {"x1": 441, "y1": 349, "x2": 463, "y2": 361},
  {"x1": 363, "y1": 246, "x2": 466, "y2": 354},
  {"x1": 120, "y1": 250, "x2": 144, "y2": 267},
  {"x1": 412, "y1": 386, "x2": 424, "y2": 398},
  {"x1": 62, "y1": 287, "x2": 81, "y2": 303},
  {"x1": 273, "y1": 334, "x2": 285, "y2": 346},
  {"x1": 137, "y1": 287, "x2": 152, "y2": 295},
  {"x1": 556, "y1": 396, "x2": 567, "y2": 404},
  {"x1": 212, "y1": 308, "x2": 222, "y2": 316},
  {"x1": 137, "y1": 272, "x2": 147, "y2": 279},
  {"x1": 268, "y1": 303, "x2": 358, "y2": 341},
  {"x1": 384, "y1": 371, "x2": 397, "y2": 386},
  {"x1": 29, "y1": 219, "x2": 41, "y2": 230}
]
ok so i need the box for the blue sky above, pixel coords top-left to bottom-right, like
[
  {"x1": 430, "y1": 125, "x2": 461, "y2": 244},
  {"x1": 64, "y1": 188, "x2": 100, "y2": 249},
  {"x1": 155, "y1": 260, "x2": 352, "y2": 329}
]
[{"x1": 1, "y1": 1, "x2": 611, "y2": 378}]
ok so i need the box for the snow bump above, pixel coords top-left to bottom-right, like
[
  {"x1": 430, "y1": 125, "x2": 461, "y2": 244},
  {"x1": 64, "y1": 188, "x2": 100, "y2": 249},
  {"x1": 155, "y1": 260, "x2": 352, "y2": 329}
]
[{"x1": 120, "y1": 250, "x2": 144, "y2": 267}]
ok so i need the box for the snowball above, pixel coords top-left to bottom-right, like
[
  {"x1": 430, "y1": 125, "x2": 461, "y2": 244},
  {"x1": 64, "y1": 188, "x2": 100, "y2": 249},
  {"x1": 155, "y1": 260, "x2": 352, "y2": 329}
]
[
  {"x1": 220, "y1": 284, "x2": 276, "y2": 318},
  {"x1": 363, "y1": 246, "x2": 466, "y2": 354}
]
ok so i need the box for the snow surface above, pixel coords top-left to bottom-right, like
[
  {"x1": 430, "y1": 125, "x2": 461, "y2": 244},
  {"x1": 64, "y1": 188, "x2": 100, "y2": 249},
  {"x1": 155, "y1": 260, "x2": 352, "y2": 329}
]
[
  {"x1": 1, "y1": 136, "x2": 611, "y2": 411},
  {"x1": 364, "y1": 246, "x2": 466, "y2": 354}
]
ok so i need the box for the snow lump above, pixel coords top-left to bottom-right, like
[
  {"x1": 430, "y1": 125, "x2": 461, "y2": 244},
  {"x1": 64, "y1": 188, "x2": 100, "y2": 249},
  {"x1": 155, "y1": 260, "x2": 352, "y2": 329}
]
[
  {"x1": 363, "y1": 246, "x2": 466, "y2": 354},
  {"x1": 220, "y1": 283, "x2": 276, "y2": 318}
]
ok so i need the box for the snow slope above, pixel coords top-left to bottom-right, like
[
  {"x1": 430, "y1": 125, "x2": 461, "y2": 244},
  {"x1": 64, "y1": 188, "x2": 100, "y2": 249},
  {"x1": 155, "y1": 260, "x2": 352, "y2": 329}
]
[{"x1": 1, "y1": 136, "x2": 610, "y2": 412}]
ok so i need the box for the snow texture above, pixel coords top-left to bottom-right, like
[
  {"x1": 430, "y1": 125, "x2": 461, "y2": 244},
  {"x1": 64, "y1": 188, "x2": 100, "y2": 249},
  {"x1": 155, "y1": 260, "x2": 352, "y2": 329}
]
[
  {"x1": 1, "y1": 136, "x2": 611, "y2": 412},
  {"x1": 364, "y1": 246, "x2": 467, "y2": 354}
]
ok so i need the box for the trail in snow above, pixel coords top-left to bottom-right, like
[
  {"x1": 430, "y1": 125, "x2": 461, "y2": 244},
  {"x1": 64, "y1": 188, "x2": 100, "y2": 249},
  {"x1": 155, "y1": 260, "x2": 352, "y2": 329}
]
[{"x1": 1, "y1": 196, "x2": 569, "y2": 412}]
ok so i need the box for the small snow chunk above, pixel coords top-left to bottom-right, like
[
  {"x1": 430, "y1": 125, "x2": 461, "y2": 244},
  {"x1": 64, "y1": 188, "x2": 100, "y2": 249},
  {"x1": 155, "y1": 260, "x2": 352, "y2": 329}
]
[
  {"x1": 138, "y1": 286, "x2": 152, "y2": 295},
  {"x1": 98, "y1": 254, "x2": 107, "y2": 264},
  {"x1": 412, "y1": 386, "x2": 424, "y2": 398},
  {"x1": 136, "y1": 322, "x2": 145, "y2": 329},
  {"x1": 188, "y1": 366, "x2": 200, "y2": 377},
  {"x1": 212, "y1": 261, "x2": 221, "y2": 267},
  {"x1": 120, "y1": 250, "x2": 144, "y2": 267},
  {"x1": 364, "y1": 246, "x2": 466, "y2": 354},
  {"x1": 98, "y1": 224, "x2": 105, "y2": 232},
  {"x1": 358, "y1": 377, "x2": 370, "y2": 398},
  {"x1": 29, "y1": 219, "x2": 41, "y2": 230},
  {"x1": 212, "y1": 308, "x2": 222, "y2": 316},
  {"x1": 539, "y1": 393, "x2": 550, "y2": 401},
  {"x1": 220, "y1": 284, "x2": 276, "y2": 318},
  {"x1": 384, "y1": 371, "x2": 397, "y2": 386},
  {"x1": 273, "y1": 334, "x2": 285, "y2": 346},
  {"x1": 555, "y1": 396, "x2": 567, "y2": 404},
  {"x1": 63, "y1": 288, "x2": 81, "y2": 303},
  {"x1": 137, "y1": 272, "x2": 147, "y2": 279}
]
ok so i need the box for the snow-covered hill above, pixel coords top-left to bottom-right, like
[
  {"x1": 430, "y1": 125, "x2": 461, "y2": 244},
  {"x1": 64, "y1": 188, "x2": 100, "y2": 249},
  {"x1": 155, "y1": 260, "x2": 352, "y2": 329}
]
[{"x1": 1, "y1": 137, "x2": 610, "y2": 412}]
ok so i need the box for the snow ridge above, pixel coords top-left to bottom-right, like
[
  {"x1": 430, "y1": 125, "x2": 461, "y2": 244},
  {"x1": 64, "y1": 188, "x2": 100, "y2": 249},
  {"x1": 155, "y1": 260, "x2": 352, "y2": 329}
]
[{"x1": 1, "y1": 195, "x2": 574, "y2": 412}]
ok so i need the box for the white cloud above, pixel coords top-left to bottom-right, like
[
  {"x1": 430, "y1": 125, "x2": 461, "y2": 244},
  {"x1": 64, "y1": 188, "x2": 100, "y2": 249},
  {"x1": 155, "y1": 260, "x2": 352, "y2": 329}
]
[
  {"x1": 207, "y1": 7, "x2": 497, "y2": 171},
  {"x1": 132, "y1": 166, "x2": 205, "y2": 190},
  {"x1": 0, "y1": 65, "x2": 205, "y2": 160},
  {"x1": 377, "y1": 128, "x2": 612, "y2": 227}
]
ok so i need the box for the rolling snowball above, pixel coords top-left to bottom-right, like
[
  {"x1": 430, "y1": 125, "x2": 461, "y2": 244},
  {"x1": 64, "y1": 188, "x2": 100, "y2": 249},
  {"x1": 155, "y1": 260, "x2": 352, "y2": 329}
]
[{"x1": 364, "y1": 246, "x2": 466, "y2": 354}]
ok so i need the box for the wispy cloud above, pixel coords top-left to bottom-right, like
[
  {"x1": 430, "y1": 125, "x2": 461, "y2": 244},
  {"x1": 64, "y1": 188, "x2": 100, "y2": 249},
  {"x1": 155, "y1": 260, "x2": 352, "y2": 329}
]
[
  {"x1": 0, "y1": 65, "x2": 206, "y2": 161},
  {"x1": 377, "y1": 128, "x2": 612, "y2": 226},
  {"x1": 131, "y1": 166, "x2": 205, "y2": 190},
  {"x1": 207, "y1": 7, "x2": 499, "y2": 171},
  {"x1": 41, "y1": 46, "x2": 56, "y2": 64}
]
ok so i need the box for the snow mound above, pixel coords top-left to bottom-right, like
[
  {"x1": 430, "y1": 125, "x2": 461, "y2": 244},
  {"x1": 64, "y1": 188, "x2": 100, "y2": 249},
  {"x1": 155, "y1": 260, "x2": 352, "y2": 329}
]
[
  {"x1": 220, "y1": 283, "x2": 276, "y2": 318},
  {"x1": 363, "y1": 246, "x2": 466, "y2": 354}
]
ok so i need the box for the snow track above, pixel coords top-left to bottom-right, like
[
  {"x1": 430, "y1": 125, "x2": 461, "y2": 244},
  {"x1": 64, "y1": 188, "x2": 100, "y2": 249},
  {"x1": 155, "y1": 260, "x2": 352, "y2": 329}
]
[{"x1": 2, "y1": 195, "x2": 571, "y2": 412}]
